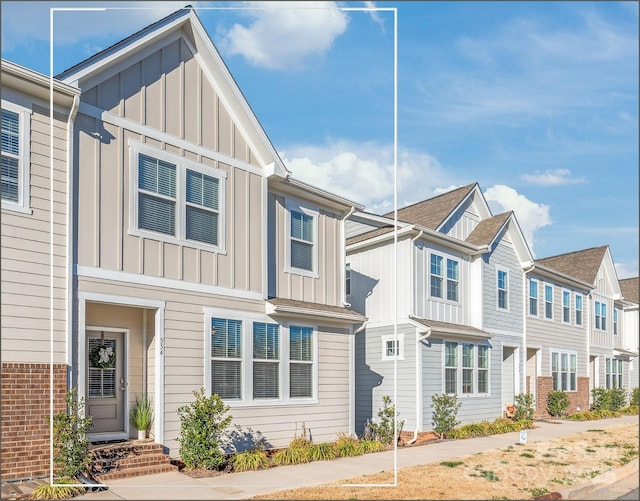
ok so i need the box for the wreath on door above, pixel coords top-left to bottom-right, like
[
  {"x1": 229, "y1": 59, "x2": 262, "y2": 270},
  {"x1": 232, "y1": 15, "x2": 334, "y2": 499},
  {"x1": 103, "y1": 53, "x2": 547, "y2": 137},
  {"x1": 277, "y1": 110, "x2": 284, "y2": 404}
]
[{"x1": 90, "y1": 344, "x2": 115, "y2": 369}]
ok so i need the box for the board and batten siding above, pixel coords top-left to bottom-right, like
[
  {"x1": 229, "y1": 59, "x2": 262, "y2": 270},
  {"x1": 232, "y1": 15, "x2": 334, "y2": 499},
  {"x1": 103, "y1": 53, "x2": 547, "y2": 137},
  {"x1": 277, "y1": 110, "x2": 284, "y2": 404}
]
[
  {"x1": 354, "y1": 323, "x2": 417, "y2": 435},
  {"x1": 440, "y1": 197, "x2": 481, "y2": 241},
  {"x1": 1, "y1": 105, "x2": 69, "y2": 363},
  {"x1": 269, "y1": 192, "x2": 343, "y2": 307}
]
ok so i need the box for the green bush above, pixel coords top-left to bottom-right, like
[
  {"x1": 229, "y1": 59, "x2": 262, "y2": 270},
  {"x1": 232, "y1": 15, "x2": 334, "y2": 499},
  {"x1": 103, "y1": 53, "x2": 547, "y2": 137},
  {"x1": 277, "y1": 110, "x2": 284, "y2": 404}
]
[
  {"x1": 229, "y1": 449, "x2": 269, "y2": 472},
  {"x1": 272, "y1": 446, "x2": 310, "y2": 465},
  {"x1": 591, "y1": 387, "x2": 610, "y2": 412},
  {"x1": 547, "y1": 390, "x2": 569, "y2": 417},
  {"x1": 177, "y1": 388, "x2": 232, "y2": 470},
  {"x1": 621, "y1": 405, "x2": 639, "y2": 415},
  {"x1": 308, "y1": 442, "x2": 337, "y2": 461},
  {"x1": 52, "y1": 388, "x2": 93, "y2": 478},
  {"x1": 592, "y1": 387, "x2": 628, "y2": 412},
  {"x1": 369, "y1": 395, "x2": 401, "y2": 446},
  {"x1": 567, "y1": 409, "x2": 623, "y2": 421},
  {"x1": 630, "y1": 387, "x2": 639, "y2": 407},
  {"x1": 446, "y1": 418, "x2": 533, "y2": 439},
  {"x1": 514, "y1": 393, "x2": 535, "y2": 421},
  {"x1": 609, "y1": 388, "x2": 627, "y2": 411},
  {"x1": 358, "y1": 439, "x2": 385, "y2": 454},
  {"x1": 335, "y1": 433, "x2": 363, "y2": 457},
  {"x1": 431, "y1": 393, "x2": 461, "y2": 439},
  {"x1": 30, "y1": 479, "x2": 84, "y2": 500}
]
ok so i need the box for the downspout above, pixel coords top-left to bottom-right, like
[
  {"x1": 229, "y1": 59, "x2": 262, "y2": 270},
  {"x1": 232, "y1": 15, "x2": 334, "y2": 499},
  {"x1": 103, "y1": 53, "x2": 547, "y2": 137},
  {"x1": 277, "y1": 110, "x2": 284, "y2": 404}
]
[
  {"x1": 342, "y1": 206, "x2": 356, "y2": 437},
  {"x1": 66, "y1": 94, "x2": 80, "y2": 390},
  {"x1": 522, "y1": 262, "x2": 535, "y2": 404},
  {"x1": 343, "y1": 206, "x2": 356, "y2": 307},
  {"x1": 407, "y1": 229, "x2": 423, "y2": 445},
  {"x1": 143, "y1": 309, "x2": 148, "y2": 397}
]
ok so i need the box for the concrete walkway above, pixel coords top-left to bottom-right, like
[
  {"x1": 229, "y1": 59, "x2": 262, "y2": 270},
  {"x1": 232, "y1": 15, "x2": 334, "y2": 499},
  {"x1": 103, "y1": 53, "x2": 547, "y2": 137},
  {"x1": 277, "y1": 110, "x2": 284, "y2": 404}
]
[{"x1": 78, "y1": 415, "x2": 639, "y2": 500}]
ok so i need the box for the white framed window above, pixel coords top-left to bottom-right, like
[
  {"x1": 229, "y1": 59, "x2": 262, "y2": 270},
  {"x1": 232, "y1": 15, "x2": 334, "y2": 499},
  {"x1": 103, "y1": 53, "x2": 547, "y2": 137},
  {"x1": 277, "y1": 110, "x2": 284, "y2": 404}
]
[
  {"x1": 444, "y1": 341, "x2": 490, "y2": 395},
  {"x1": 613, "y1": 308, "x2": 618, "y2": 335},
  {"x1": 210, "y1": 317, "x2": 243, "y2": 400},
  {"x1": 551, "y1": 350, "x2": 577, "y2": 391},
  {"x1": 605, "y1": 358, "x2": 623, "y2": 389},
  {"x1": 381, "y1": 333, "x2": 404, "y2": 361},
  {"x1": 544, "y1": 284, "x2": 553, "y2": 319},
  {"x1": 430, "y1": 254, "x2": 443, "y2": 298},
  {"x1": 252, "y1": 322, "x2": 280, "y2": 399},
  {"x1": 1, "y1": 101, "x2": 31, "y2": 213},
  {"x1": 562, "y1": 290, "x2": 571, "y2": 324},
  {"x1": 447, "y1": 258, "x2": 459, "y2": 301},
  {"x1": 529, "y1": 279, "x2": 538, "y2": 316},
  {"x1": 129, "y1": 141, "x2": 226, "y2": 251},
  {"x1": 289, "y1": 326, "x2": 314, "y2": 398},
  {"x1": 285, "y1": 200, "x2": 319, "y2": 277},
  {"x1": 345, "y1": 263, "x2": 351, "y2": 296},
  {"x1": 430, "y1": 253, "x2": 459, "y2": 302},
  {"x1": 497, "y1": 268, "x2": 508, "y2": 310},
  {"x1": 595, "y1": 301, "x2": 607, "y2": 330},
  {"x1": 575, "y1": 294, "x2": 583, "y2": 326}
]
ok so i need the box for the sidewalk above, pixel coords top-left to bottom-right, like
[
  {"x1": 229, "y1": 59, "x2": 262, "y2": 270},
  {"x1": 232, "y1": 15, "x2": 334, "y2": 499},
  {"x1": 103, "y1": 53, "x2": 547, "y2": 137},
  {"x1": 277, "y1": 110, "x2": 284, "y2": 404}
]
[{"x1": 78, "y1": 415, "x2": 638, "y2": 500}]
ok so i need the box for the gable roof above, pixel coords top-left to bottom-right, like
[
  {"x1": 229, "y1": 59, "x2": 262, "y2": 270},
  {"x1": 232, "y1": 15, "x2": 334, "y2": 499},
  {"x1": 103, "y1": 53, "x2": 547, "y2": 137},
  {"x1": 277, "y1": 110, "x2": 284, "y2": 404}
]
[
  {"x1": 619, "y1": 277, "x2": 639, "y2": 304},
  {"x1": 535, "y1": 246, "x2": 608, "y2": 285},
  {"x1": 465, "y1": 211, "x2": 512, "y2": 246},
  {"x1": 56, "y1": 6, "x2": 289, "y2": 178},
  {"x1": 384, "y1": 183, "x2": 477, "y2": 230}
]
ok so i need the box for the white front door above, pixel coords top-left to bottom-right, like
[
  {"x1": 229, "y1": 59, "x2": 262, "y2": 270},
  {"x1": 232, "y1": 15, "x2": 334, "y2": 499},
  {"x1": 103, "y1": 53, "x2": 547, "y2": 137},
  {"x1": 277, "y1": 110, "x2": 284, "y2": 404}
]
[{"x1": 86, "y1": 330, "x2": 126, "y2": 436}]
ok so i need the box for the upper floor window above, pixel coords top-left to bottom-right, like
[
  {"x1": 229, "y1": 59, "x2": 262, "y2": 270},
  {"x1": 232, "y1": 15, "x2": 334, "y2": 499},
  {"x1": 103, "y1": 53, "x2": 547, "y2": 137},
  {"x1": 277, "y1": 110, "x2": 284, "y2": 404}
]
[
  {"x1": 286, "y1": 202, "x2": 318, "y2": 277},
  {"x1": 430, "y1": 253, "x2": 459, "y2": 302},
  {"x1": 551, "y1": 351, "x2": 577, "y2": 391},
  {"x1": 544, "y1": 285, "x2": 553, "y2": 319},
  {"x1": 529, "y1": 279, "x2": 538, "y2": 316},
  {"x1": 613, "y1": 308, "x2": 618, "y2": 335},
  {"x1": 1, "y1": 103, "x2": 31, "y2": 213},
  {"x1": 497, "y1": 269, "x2": 508, "y2": 309},
  {"x1": 575, "y1": 294, "x2": 583, "y2": 326},
  {"x1": 595, "y1": 301, "x2": 607, "y2": 330},
  {"x1": 130, "y1": 142, "x2": 226, "y2": 251},
  {"x1": 345, "y1": 263, "x2": 351, "y2": 296},
  {"x1": 562, "y1": 291, "x2": 571, "y2": 323}
]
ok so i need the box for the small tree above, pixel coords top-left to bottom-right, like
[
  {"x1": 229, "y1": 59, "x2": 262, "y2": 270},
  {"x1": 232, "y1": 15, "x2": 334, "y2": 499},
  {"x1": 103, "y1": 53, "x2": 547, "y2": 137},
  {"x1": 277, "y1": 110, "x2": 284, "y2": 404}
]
[
  {"x1": 608, "y1": 387, "x2": 627, "y2": 411},
  {"x1": 630, "y1": 387, "x2": 639, "y2": 407},
  {"x1": 177, "y1": 388, "x2": 232, "y2": 469},
  {"x1": 591, "y1": 387, "x2": 610, "y2": 411},
  {"x1": 513, "y1": 393, "x2": 535, "y2": 421},
  {"x1": 547, "y1": 390, "x2": 569, "y2": 417},
  {"x1": 431, "y1": 393, "x2": 461, "y2": 439},
  {"x1": 369, "y1": 395, "x2": 401, "y2": 446},
  {"x1": 52, "y1": 388, "x2": 93, "y2": 478}
]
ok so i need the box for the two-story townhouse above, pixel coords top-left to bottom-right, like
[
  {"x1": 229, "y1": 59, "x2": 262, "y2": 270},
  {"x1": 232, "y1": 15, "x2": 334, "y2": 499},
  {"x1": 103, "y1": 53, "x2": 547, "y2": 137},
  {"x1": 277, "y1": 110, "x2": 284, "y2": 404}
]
[
  {"x1": 1, "y1": 61, "x2": 81, "y2": 479},
  {"x1": 618, "y1": 277, "x2": 639, "y2": 392},
  {"x1": 1, "y1": 7, "x2": 365, "y2": 480},
  {"x1": 534, "y1": 246, "x2": 628, "y2": 405},
  {"x1": 347, "y1": 183, "x2": 533, "y2": 440},
  {"x1": 524, "y1": 261, "x2": 593, "y2": 416}
]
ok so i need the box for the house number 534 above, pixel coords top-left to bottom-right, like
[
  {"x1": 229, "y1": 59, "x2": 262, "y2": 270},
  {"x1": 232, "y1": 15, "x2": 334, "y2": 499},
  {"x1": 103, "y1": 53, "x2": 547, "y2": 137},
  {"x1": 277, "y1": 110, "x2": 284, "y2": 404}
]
[{"x1": 160, "y1": 337, "x2": 165, "y2": 355}]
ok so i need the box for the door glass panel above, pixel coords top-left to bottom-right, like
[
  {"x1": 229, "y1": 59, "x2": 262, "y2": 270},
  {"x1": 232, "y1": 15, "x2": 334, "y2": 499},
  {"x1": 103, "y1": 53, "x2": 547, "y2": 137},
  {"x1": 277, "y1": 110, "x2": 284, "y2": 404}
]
[{"x1": 88, "y1": 338, "x2": 117, "y2": 399}]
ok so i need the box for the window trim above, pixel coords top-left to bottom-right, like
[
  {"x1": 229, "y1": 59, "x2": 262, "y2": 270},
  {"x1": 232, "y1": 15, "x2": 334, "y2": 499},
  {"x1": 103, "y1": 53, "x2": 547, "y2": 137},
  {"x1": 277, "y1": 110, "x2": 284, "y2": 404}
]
[
  {"x1": 544, "y1": 284, "x2": 554, "y2": 320},
  {"x1": 562, "y1": 289, "x2": 571, "y2": 324},
  {"x1": 442, "y1": 340, "x2": 490, "y2": 396},
  {"x1": 575, "y1": 294, "x2": 583, "y2": 326},
  {"x1": 613, "y1": 308, "x2": 618, "y2": 336},
  {"x1": 605, "y1": 358, "x2": 623, "y2": 389},
  {"x1": 128, "y1": 140, "x2": 227, "y2": 253},
  {"x1": 429, "y1": 252, "x2": 460, "y2": 303},
  {"x1": 528, "y1": 278, "x2": 539, "y2": 317},
  {"x1": 551, "y1": 350, "x2": 577, "y2": 392},
  {"x1": 496, "y1": 267, "x2": 509, "y2": 311},
  {"x1": 595, "y1": 300, "x2": 607, "y2": 331},
  {"x1": 381, "y1": 333, "x2": 405, "y2": 361},
  {"x1": 284, "y1": 199, "x2": 319, "y2": 278},
  {"x1": 1, "y1": 100, "x2": 32, "y2": 214}
]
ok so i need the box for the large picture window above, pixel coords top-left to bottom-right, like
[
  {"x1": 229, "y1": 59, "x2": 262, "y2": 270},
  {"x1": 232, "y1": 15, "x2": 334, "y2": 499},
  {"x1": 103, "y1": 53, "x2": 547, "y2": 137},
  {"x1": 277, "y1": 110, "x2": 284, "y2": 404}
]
[
  {"x1": 605, "y1": 358, "x2": 623, "y2": 389},
  {"x1": 551, "y1": 351, "x2": 577, "y2": 391},
  {"x1": 444, "y1": 341, "x2": 489, "y2": 395}
]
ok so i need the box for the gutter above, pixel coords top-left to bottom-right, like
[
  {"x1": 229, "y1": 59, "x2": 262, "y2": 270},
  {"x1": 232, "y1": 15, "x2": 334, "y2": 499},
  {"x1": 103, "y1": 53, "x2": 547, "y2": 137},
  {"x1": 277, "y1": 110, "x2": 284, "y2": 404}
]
[{"x1": 407, "y1": 324, "x2": 432, "y2": 445}]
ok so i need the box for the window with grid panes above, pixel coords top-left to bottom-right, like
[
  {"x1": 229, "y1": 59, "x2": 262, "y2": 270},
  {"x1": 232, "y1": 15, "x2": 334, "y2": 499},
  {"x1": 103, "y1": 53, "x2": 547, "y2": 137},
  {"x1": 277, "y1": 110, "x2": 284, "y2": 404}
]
[
  {"x1": 462, "y1": 344, "x2": 474, "y2": 394},
  {"x1": 1, "y1": 109, "x2": 20, "y2": 203},
  {"x1": 290, "y1": 210, "x2": 314, "y2": 271},
  {"x1": 563, "y1": 291, "x2": 570, "y2": 323},
  {"x1": 289, "y1": 326, "x2": 313, "y2": 398},
  {"x1": 211, "y1": 318, "x2": 242, "y2": 399},
  {"x1": 444, "y1": 342, "x2": 457, "y2": 394},
  {"x1": 253, "y1": 322, "x2": 280, "y2": 399}
]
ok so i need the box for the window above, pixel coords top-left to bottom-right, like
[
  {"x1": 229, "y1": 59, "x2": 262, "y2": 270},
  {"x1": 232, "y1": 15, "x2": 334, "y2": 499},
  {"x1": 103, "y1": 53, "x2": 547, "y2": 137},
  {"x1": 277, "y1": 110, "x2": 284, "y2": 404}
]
[
  {"x1": 290, "y1": 326, "x2": 313, "y2": 398},
  {"x1": 1, "y1": 103, "x2": 30, "y2": 212},
  {"x1": 253, "y1": 322, "x2": 279, "y2": 399},
  {"x1": 606, "y1": 358, "x2": 623, "y2": 389},
  {"x1": 529, "y1": 279, "x2": 538, "y2": 316},
  {"x1": 551, "y1": 351, "x2": 577, "y2": 391},
  {"x1": 497, "y1": 269, "x2": 508, "y2": 309},
  {"x1": 447, "y1": 259, "x2": 459, "y2": 301},
  {"x1": 444, "y1": 342, "x2": 458, "y2": 394},
  {"x1": 544, "y1": 285, "x2": 553, "y2": 319},
  {"x1": 131, "y1": 143, "x2": 226, "y2": 250},
  {"x1": 562, "y1": 291, "x2": 571, "y2": 323},
  {"x1": 444, "y1": 341, "x2": 489, "y2": 395},
  {"x1": 286, "y1": 202, "x2": 318, "y2": 276},
  {"x1": 345, "y1": 263, "x2": 351, "y2": 296},
  {"x1": 595, "y1": 301, "x2": 607, "y2": 330},
  {"x1": 430, "y1": 254, "x2": 443, "y2": 298},
  {"x1": 211, "y1": 318, "x2": 242, "y2": 400},
  {"x1": 430, "y1": 253, "x2": 459, "y2": 302},
  {"x1": 381, "y1": 333, "x2": 404, "y2": 360},
  {"x1": 613, "y1": 308, "x2": 618, "y2": 335},
  {"x1": 575, "y1": 294, "x2": 583, "y2": 326}
]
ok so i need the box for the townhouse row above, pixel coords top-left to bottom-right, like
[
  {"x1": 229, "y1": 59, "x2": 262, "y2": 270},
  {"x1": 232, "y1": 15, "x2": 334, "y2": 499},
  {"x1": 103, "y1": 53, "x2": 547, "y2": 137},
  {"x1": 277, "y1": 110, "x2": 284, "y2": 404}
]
[{"x1": 1, "y1": 7, "x2": 638, "y2": 481}]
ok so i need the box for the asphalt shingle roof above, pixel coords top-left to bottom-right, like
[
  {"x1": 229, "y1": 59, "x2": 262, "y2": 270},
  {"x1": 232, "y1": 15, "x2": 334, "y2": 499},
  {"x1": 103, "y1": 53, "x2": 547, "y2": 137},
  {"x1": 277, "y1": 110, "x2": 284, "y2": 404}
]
[
  {"x1": 465, "y1": 212, "x2": 512, "y2": 246},
  {"x1": 619, "y1": 277, "x2": 639, "y2": 304},
  {"x1": 535, "y1": 246, "x2": 608, "y2": 285}
]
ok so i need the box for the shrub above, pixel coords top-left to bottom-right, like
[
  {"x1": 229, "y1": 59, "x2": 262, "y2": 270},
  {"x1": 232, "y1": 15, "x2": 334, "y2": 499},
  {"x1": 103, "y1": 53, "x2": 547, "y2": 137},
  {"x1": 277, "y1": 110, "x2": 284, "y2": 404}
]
[
  {"x1": 272, "y1": 446, "x2": 310, "y2": 465},
  {"x1": 30, "y1": 479, "x2": 84, "y2": 500},
  {"x1": 369, "y1": 395, "x2": 401, "y2": 446},
  {"x1": 630, "y1": 387, "x2": 639, "y2": 407},
  {"x1": 547, "y1": 390, "x2": 569, "y2": 417},
  {"x1": 52, "y1": 388, "x2": 93, "y2": 478},
  {"x1": 514, "y1": 393, "x2": 535, "y2": 421},
  {"x1": 431, "y1": 393, "x2": 461, "y2": 439},
  {"x1": 308, "y1": 442, "x2": 337, "y2": 461},
  {"x1": 335, "y1": 433, "x2": 363, "y2": 457},
  {"x1": 446, "y1": 418, "x2": 532, "y2": 439},
  {"x1": 358, "y1": 439, "x2": 385, "y2": 454},
  {"x1": 229, "y1": 449, "x2": 269, "y2": 472},
  {"x1": 592, "y1": 387, "x2": 628, "y2": 412},
  {"x1": 591, "y1": 387, "x2": 610, "y2": 412},
  {"x1": 608, "y1": 388, "x2": 627, "y2": 411},
  {"x1": 177, "y1": 388, "x2": 232, "y2": 470},
  {"x1": 621, "y1": 405, "x2": 639, "y2": 415}
]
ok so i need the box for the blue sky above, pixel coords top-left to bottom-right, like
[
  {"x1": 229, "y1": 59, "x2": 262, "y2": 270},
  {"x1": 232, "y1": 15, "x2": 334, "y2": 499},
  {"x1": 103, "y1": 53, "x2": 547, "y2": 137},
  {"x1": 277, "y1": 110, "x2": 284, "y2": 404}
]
[{"x1": 2, "y1": 1, "x2": 638, "y2": 278}]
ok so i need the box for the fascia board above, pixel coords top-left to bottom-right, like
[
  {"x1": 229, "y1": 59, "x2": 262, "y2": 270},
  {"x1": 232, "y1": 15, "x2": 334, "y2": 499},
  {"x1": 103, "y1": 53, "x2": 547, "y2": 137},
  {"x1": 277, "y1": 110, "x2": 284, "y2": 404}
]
[
  {"x1": 2, "y1": 60, "x2": 80, "y2": 106},
  {"x1": 530, "y1": 264, "x2": 594, "y2": 292}
]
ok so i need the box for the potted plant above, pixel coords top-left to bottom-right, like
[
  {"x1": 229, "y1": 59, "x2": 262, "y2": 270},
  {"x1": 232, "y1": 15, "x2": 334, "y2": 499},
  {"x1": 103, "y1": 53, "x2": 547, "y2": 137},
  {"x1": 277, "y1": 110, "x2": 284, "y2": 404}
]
[{"x1": 131, "y1": 395, "x2": 153, "y2": 440}]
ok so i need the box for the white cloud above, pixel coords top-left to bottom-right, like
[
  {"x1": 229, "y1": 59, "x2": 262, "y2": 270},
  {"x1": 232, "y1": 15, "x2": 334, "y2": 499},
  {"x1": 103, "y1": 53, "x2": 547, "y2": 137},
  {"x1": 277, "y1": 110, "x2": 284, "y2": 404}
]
[
  {"x1": 615, "y1": 260, "x2": 639, "y2": 280},
  {"x1": 484, "y1": 185, "x2": 551, "y2": 255},
  {"x1": 521, "y1": 168, "x2": 586, "y2": 186},
  {"x1": 217, "y1": 1, "x2": 348, "y2": 70},
  {"x1": 363, "y1": 1, "x2": 385, "y2": 32},
  {"x1": 280, "y1": 140, "x2": 452, "y2": 210}
]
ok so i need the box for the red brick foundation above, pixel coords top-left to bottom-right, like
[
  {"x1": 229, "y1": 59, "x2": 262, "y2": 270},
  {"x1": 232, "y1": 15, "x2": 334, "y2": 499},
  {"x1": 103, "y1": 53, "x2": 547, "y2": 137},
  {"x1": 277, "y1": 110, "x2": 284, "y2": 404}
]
[
  {"x1": 1, "y1": 363, "x2": 68, "y2": 480},
  {"x1": 536, "y1": 376, "x2": 590, "y2": 418}
]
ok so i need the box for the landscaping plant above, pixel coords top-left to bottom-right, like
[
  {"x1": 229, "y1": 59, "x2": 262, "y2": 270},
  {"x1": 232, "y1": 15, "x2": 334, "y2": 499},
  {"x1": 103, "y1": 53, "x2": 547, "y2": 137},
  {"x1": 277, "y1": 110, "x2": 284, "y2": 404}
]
[
  {"x1": 335, "y1": 433, "x2": 364, "y2": 457},
  {"x1": 272, "y1": 446, "x2": 310, "y2": 465},
  {"x1": 308, "y1": 442, "x2": 337, "y2": 461},
  {"x1": 431, "y1": 393, "x2": 461, "y2": 439},
  {"x1": 177, "y1": 388, "x2": 232, "y2": 470},
  {"x1": 608, "y1": 387, "x2": 627, "y2": 411},
  {"x1": 546, "y1": 390, "x2": 569, "y2": 417},
  {"x1": 513, "y1": 393, "x2": 535, "y2": 421},
  {"x1": 130, "y1": 394, "x2": 153, "y2": 436},
  {"x1": 369, "y1": 395, "x2": 400, "y2": 446},
  {"x1": 52, "y1": 388, "x2": 93, "y2": 479},
  {"x1": 630, "y1": 387, "x2": 639, "y2": 407},
  {"x1": 357, "y1": 439, "x2": 385, "y2": 454},
  {"x1": 229, "y1": 449, "x2": 269, "y2": 472},
  {"x1": 29, "y1": 479, "x2": 84, "y2": 500}
]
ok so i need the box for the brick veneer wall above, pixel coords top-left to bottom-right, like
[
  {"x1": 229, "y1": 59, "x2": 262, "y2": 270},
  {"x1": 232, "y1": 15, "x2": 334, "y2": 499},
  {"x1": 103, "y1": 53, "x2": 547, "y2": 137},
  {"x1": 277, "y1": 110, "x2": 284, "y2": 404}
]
[
  {"x1": 1, "y1": 363, "x2": 68, "y2": 480},
  {"x1": 535, "y1": 376, "x2": 590, "y2": 418}
]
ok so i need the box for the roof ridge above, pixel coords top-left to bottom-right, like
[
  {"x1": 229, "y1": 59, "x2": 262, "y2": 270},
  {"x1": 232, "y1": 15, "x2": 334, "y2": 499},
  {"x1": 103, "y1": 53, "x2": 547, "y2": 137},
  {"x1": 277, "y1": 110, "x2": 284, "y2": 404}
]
[
  {"x1": 537, "y1": 245, "x2": 608, "y2": 262},
  {"x1": 382, "y1": 182, "x2": 477, "y2": 218}
]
